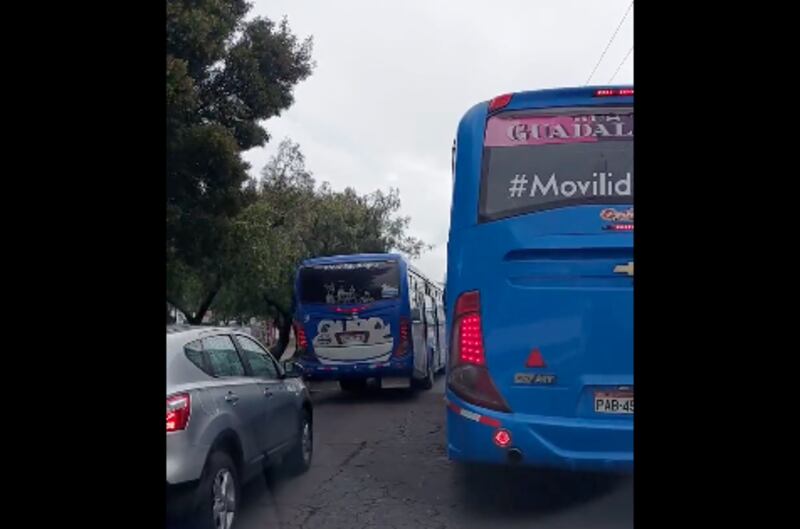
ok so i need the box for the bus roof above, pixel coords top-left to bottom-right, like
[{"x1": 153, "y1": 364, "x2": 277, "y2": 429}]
[
  {"x1": 462, "y1": 85, "x2": 633, "y2": 121},
  {"x1": 299, "y1": 253, "x2": 442, "y2": 290},
  {"x1": 300, "y1": 253, "x2": 405, "y2": 267},
  {"x1": 496, "y1": 85, "x2": 632, "y2": 101}
]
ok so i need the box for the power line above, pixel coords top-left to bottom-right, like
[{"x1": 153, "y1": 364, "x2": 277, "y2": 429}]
[
  {"x1": 584, "y1": 1, "x2": 634, "y2": 86},
  {"x1": 608, "y1": 46, "x2": 633, "y2": 83}
]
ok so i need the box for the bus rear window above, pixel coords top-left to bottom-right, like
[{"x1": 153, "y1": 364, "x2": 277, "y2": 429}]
[
  {"x1": 479, "y1": 108, "x2": 633, "y2": 222},
  {"x1": 298, "y1": 261, "x2": 400, "y2": 305}
]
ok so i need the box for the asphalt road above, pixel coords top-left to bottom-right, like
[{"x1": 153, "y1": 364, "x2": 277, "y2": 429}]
[{"x1": 232, "y1": 376, "x2": 633, "y2": 529}]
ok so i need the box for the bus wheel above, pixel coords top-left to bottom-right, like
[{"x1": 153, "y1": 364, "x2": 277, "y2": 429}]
[{"x1": 339, "y1": 379, "x2": 367, "y2": 392}]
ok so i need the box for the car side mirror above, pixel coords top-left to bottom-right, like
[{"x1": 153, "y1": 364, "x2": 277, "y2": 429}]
[{"x1": 282, "y1": 360, "x2": 304, "y2": 378}]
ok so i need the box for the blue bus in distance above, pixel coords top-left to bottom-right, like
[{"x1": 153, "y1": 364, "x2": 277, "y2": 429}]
[{"x1": 293, "y1": 253, "x2": 445, "y2": 392}]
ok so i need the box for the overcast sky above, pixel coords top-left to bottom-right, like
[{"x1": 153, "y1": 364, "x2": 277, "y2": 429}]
[{"x1": 243, "y1": 0, "x2": 634, "y2": 282}]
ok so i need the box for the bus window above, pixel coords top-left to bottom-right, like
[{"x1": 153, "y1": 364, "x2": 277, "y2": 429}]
[
  {"x1": 480, "y1": 109, "x2": 633, "y2": 222},
  {"x1": 298, "y1": 261, "x2": 399, "y2": 305}
]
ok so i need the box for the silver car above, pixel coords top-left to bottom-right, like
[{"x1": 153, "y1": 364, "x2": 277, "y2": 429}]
[{"x1": 166, "y1": 325, "x2": 313, "y2": 529}]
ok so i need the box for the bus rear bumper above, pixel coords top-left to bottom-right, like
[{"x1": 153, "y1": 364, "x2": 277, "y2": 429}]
[
  {"x1": 445, "y1": 393, "x2": 633, "y2": 473},
  {"x1": 301, "y1": 359, "x2": 413, "y2": 381}
]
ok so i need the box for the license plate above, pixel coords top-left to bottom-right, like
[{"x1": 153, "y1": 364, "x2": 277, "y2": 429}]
[
  {"x1": 381, "y1": 376, "x2": 411, "y2": 389},
  {"x1": 594, "y1": 391, "x2": 634, "y2": 414},
  {"x1": 337, "y1": 332, "x2": 368, "y2": 345}
]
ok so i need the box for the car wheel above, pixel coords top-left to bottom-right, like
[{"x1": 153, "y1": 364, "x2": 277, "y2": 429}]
[
  {"x1": 285, "y1": 410, "x2": 313, "y2": 474},
  {"x1": 192, "y1": 451, "x2": 240, "y2": 529}
]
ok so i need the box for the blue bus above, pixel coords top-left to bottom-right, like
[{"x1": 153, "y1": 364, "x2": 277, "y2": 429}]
[
  {"x1": 445, "y1": 86, "x2": 633, "y2": 472},
  {"x1": 293, "y1": 253, "x2": 446, "y2": 391}
]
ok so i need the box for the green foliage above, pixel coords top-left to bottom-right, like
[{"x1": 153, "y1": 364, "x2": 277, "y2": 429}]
[
  {"x1": 166, "y1": 0, "x2": 314, "y2": 322},
  {"x1": 211, "y1": 139, "x2": 429, "y2": 324},
  {"x1": 165, "y1": 2, "x2": 428, "y2": 327}
]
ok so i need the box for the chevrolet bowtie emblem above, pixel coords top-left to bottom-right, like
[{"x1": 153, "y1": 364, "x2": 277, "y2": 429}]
[{"x1": 614, "y1": 262, "x2": 634, "y2": 276}]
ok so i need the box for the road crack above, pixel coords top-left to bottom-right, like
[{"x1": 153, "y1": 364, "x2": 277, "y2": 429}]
[{"x1": 298, "y1": 441, "x2": 368, "y2": 527}]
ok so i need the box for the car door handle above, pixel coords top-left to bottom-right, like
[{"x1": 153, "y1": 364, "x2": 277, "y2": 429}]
[{"x1": 224, "y1": 392, "x2": 239, "y2": 405}]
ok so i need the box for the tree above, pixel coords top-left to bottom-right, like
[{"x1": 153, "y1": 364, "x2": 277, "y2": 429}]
[
  {"x1": 212, "y1": 139, "x2": 429, "y2": 355},
  {"x1": 166, "y1": 0, "x2": 314, "y2": 323}
]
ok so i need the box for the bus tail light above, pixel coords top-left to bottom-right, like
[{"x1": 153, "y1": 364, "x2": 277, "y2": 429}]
[
  {"x1": 594, "y1": 88, "x2": 634, "y2": 97},
  {"x1": 488, "y1": 93, "x2": 513, "y2": 112},
  {"x1": 294, "y1": 320, "x2": 308, "y2": 351},
  {"x1": 447, "y1": 291, "x2": 511, "y2": 413},
  {"x1": 393, "y1": 317, "x2": 410, "y2": 358},
  {"x1": 167, "y1": 393, "x2": 190, "y2": 432}
]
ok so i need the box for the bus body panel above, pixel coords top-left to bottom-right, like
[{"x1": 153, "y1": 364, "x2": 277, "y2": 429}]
[
  {"x1": 294, "y1": 253, "x2": 443, "y2": 384},
  {"x1": 446, "y1": 86, "x2": 633, "y2": 472}
]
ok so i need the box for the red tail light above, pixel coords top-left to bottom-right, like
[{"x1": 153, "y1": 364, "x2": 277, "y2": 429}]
[
  {"x1": 457, "y1": 313, "x2": 485, "y2": 365},
  {"x1": 166, "y1": 393, "x2": 190, "y2": 432},
  {"x1": 393, "y1": 317, "x2": 410, "y2": 358},
  {"x1": 334, "y1": 305, "x2": 368, "y2": 314},
  {"x1": 294, "y1": 320, "x2": 308, "y2": 350},
  {"x1": 447, "y1": 291, "x2": 511, "y2": 413},
  {"x1": 493, "y1": 429, "x2": 512, "y2": 448},
  {"x1": 488, "y1": 93, "x2": 513, "y2": 112},
  {"x1": 594, "y1": 88, "x2": 634, "y2": 97}
]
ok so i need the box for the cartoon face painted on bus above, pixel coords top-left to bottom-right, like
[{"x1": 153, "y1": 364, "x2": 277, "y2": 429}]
[{"x1": 311, "y1": 316, "x2": 395, "y2": 363}]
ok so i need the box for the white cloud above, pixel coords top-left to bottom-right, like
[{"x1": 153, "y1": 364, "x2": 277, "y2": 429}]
[{"x1": 243, "y1": 0, "x2": 634, "y2": 282}]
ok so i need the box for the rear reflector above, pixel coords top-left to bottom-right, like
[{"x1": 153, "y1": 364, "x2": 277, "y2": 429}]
[
  {"x1": 447, "y1": 399, "x2": 502, "y2": 428},
  {"x1": 493, "y1": 429, "x2": 512, "y2": 448},
  {"x1": 525, "y1": 348, "x2": 546, "y2": 368},
  {"x1": 479, "y1": 415, "x2": 501, "y2": 428},
  {"x1": 488, "y1": 93, "x2": 513, "y2": 112},
  {"x1": 594, "y1": 88, "x2": 634, "y2": 97}
]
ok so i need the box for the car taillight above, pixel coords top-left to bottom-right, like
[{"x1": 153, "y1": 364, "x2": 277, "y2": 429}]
[
  {"x1": 393, "y1": 317, "x2": 410, "y2": 358},
  {"x1": 447, "y1": 291, "x2": 511, "y2": 413},
  {"x1": 166, "y1": 393, "x2": 190, "y2": 432},
  {"x1": 294, "y1": 320, "x2": 308, "y2": 350}
]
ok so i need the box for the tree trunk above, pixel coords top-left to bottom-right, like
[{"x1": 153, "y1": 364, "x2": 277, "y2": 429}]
[
  {"x1": 188, "y1": 276, "x2": 222, "y2": 324},
  {"x1": 262, "y1": 293, "x2": 293, "y2": 358},
  {"x1": 166, "y1": 297, "x2": 192, "y2": 323},
  {"x1": 271, "y1": 314, "x2": 293, "y2": 358}
]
